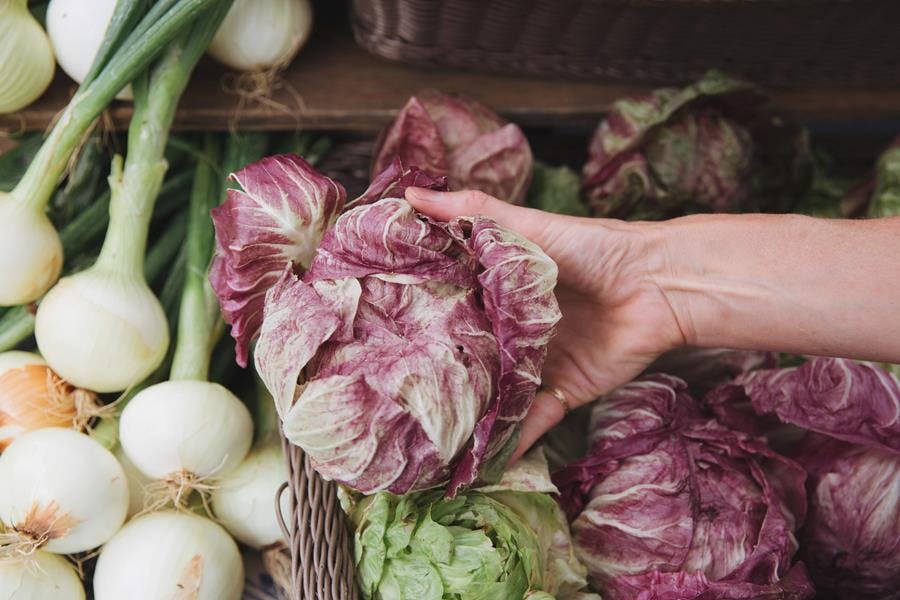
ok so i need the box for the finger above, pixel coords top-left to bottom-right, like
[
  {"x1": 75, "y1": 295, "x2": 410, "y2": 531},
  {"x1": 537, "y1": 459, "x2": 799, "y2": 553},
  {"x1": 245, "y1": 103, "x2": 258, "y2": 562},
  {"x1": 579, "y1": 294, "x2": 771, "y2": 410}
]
[
  {"x1": 405, "y1": 187, "x2": 552, "y2": 243},
  {"x1": 508, "y1": 389, "x2": 567, "y2": 464}
]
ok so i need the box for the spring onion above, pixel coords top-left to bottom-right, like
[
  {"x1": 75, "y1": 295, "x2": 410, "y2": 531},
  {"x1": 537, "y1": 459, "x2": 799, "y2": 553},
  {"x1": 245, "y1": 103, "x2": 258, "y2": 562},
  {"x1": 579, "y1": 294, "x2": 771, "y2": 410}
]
[
  {"x1": 212, "y1": 378, "x2": 287, "y2": 548},
  {"x1": 36, "y1": 4, "x2": 233, "y2": 392},
  {"x1": 46, "y1": 0, "x2": 132, "y2": 100},
  {"x1": 0, "y1": 350, "x2": 103, "y2": 449},
  {"x1": 0, "y1": 0, "x2": 223, "y2": 306},
  {"x1": 211, "y1": 441, "x2": 288, "y2": 548},
  {"x1": 119, "y1": 134, "x2": 252, "y2": 507},
  {"x1": 114, "y1": 445, "x2": 153, "y2": 518},
  {"x1": 0, "y1": 550, "x2": 84, "y2": 599},
  {"x1": 208, "y1": 0, "x2": 312, "y2": 71},
  {"x1": 93, "y1": 510, "x2": 243, "y2": 600},
  {"x1": 0, "y1": 170, "x2": 192, "y2": 354},
  {"x1": 0, "y1": 0, "x2": 55, "y2": 113},
  {"x1": 0, "y1": 428, "x2": 128, "y2": 555}
]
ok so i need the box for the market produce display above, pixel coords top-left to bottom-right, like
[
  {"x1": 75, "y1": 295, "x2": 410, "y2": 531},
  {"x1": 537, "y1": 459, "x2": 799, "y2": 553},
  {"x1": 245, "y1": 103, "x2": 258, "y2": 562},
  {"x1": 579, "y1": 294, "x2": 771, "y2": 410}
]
[{"x1": 0, "y1": 2, "x2": 898, "y2": 599}]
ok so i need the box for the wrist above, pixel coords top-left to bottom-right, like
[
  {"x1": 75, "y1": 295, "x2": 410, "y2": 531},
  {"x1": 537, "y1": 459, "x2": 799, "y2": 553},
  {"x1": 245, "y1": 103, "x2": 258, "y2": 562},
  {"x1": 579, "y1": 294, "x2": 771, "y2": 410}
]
[
  {"x1": 590, "y1": 217, "x2": 692, "y2": 354},
  {"x1": 637, "y1": 213, "x2": 800, "y2": 352}
]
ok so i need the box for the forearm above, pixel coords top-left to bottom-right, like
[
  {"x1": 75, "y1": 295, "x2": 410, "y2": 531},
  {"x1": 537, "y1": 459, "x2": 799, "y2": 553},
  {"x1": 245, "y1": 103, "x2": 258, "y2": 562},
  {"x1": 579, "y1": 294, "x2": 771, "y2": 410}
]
[{"x1": 645, "y1": 213, "x2": 900, "y2": 362}]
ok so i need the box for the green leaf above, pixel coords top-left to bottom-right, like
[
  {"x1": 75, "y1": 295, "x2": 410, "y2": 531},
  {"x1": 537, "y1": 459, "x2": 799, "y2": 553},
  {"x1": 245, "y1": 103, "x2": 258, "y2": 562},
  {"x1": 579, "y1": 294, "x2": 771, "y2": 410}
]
[
  {"x1": 383, "y1": 556, "x2": 445, "y2": 600},
  {"x1": 869, "y1": 146, "x2": 900, "y2": 217},
  {"x1": 525, "y1": 163, "x2": 588, "y2": 217}
]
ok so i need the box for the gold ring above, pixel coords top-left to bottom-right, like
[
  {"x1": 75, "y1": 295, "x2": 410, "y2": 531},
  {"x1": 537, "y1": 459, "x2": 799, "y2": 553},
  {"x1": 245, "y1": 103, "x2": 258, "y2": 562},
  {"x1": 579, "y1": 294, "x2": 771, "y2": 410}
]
[{"x1": 543, "y1": 386, "x2": 569, "y2": 414}]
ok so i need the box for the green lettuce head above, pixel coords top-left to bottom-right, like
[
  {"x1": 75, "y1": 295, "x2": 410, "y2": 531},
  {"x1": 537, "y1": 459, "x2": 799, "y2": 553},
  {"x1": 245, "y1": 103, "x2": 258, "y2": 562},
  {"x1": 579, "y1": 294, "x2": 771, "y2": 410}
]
[
  {"x1": 346, "y1": 450, "x2": 597, "y2": 600},
  {"x1": 868, "y1": 140, "x2": 900, "y2": 218}
]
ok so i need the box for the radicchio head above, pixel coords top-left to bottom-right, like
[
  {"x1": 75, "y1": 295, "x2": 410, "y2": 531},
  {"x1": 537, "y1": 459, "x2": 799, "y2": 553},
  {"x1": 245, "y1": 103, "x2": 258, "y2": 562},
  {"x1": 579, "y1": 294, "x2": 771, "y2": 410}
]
[
  {"x1": 373, "y1": 90, "x2": 533, "y2": 205},
  {"x1": 553, "y1": 375, "x2": 813, "y2": 600}
]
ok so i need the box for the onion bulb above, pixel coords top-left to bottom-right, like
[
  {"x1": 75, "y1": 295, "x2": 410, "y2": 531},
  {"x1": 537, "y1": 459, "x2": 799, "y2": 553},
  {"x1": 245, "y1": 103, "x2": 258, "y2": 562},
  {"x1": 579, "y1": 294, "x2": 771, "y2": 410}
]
[
  {"x1": 0, "y1": 351, "x2": 44, "y2": 373},
  {"x1": 207, "y1": 0, "x2": 312, "y2": 71},
  {"x1": 45, "y1": 0, "x2": 132, "y2": 100},
  {"x1": 0, "y1": 428, "x2": 128, "y2": 554},
  {"x1": 0, "y1": 550, "x2": 84, "y2": 599},
  {"x1": 93, "y1": 510, "x2": 243, "y2": 600},
  {"x1": 114, "y1": 445, "x2": 152, "y2": 518},
  {"x1": 211, "y1": 441, "x2": 289, "y2": 548},
  {"x1": 0, "y1": 0, "x2": 55, "y2": 113},
  {"x1": 0, "y1": 351, "x2": 104, "y2": 449},
  {"x1": 35, "y1": 266, "x2": 169, "y2": 393},
  {"x1": 0, "y1": 198, "x2": 63, "y2": 306},
  {"x1": 119, "y1": 381, "x2": 253, "y2": 500}
]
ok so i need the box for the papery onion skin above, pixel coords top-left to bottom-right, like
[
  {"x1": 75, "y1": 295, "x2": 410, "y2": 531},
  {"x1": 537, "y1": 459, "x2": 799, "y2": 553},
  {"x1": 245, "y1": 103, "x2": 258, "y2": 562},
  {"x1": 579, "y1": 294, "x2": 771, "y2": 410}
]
[
  {"x1": 211, "y1": 442, "x2": 289, "y2": 548},
  {"x1": 0, "y1": 428, "x2": 128, "y2": 554},
  {"x1": 207, "y1": 0, "x2": 313, "y2": 71},
  {"x1": 0, "y1": 0, "x2": 55, "y2": 113},
  {"x1": 0, "y1": 550, "x2": 85, "y2": 600},
  {"x1": 35, "y1": 268, "x2": 169, "y2": 393},
  {"x1": 119, "y1": 380, "x2": 254, "y2": 480},
  {"x1": 0, "y1": 363, "x2": 80, "y2": 449},
  {"x1": 0, "y1": 201, "x2": 63, "y2": 306},
  {"x1": 93, "y1": 511, "x2": 243, "y2": 600}
]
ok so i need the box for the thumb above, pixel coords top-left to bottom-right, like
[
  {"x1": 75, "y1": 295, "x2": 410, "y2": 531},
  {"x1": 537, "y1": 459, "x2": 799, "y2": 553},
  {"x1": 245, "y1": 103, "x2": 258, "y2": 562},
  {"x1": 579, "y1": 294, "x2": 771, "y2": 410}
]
[
  {"x1": 507, "y1": 389, "x2": 568, "y2": 464},
  {"x1": 406, "y1": 187, "x2": 555, "y2": 245}
]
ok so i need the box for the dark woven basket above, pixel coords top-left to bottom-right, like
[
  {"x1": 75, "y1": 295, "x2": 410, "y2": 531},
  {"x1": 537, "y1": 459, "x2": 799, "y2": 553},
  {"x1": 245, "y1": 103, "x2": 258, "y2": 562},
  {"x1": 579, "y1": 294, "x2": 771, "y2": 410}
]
[{"x1": 351, "y1": 0, "x2": 900, "y2": 86}]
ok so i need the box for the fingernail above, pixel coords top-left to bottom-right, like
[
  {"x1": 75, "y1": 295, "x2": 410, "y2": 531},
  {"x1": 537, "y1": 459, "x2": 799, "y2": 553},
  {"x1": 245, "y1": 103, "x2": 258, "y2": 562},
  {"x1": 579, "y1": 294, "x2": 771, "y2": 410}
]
[{"x1": 406, "y1": 186, "x2": 441, "y2": 202}]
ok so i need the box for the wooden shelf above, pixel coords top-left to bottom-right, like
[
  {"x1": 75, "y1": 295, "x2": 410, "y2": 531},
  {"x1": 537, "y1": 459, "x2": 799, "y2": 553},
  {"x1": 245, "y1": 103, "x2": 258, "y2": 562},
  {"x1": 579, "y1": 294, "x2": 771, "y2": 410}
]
[{"x1": 4, "y1": 12, "x2": 900, "y2": 134}]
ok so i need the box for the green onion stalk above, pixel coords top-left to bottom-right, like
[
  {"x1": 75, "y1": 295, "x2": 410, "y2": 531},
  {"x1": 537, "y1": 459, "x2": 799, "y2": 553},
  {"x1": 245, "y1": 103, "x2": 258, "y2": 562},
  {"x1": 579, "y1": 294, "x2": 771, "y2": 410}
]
[
  {"x1": 0, "y1": 167, "x2": 192, "y2": 353},
  {"x1": 33, "y1": 2, "x2": 234, "y2": 394},
  {"x1": 0, "y1": 0, "x2": 223, "y2": 307},
  {"x1": 114, "y1": 133, "x2": 254, "y2": 510},
  {"x1": 92, "y1": 131, "x2": 268, "y2": 454}
]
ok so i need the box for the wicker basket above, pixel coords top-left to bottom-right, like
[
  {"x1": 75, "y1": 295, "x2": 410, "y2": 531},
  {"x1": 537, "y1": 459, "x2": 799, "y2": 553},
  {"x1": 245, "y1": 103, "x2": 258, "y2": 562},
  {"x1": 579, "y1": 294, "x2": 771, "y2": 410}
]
[
  {"x1": 274, "y1": 137, "x2": 375, "y2": 600},
  {"x1": 351, "y1": 0, "x2": 900, "y2": 86},
  {"x1": 276, "y1": 437, "x2": 358, "y2": 600}
]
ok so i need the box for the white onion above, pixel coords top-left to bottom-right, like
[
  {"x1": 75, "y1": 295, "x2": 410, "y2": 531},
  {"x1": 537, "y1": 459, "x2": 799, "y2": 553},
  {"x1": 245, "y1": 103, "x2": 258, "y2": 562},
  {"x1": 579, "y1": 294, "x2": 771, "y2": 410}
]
[
  {"x1": 212, "y1": 441, "x2": 289, "y2": 548},
  {"x1": 0, "y1": 550, "x2": 84, "y2": 600},
  {"x1": 0, "y1": 428, "x2": 128, "y2": 554},
  {"x1": 35, "y1": 267, "x2": 169, "y2": 393},
  {"x1": 93, "y1": 511, "x2": 243, "y2": 600},
  {"x1": 0, "y1": 0, "x2": 55, "y2": 113},
  {"x1": 207, "y1": 0, "x2": 313, "y2": 71},
  {"x1": 114, "y1": 445, "x2": 152, "y2": 518},
  {"x1": 0, "y1": 351, "x2": 45, "y2": 373},
  {"x1": 119, "y1": 380, "x2": 254, "y2": 482},
  {"x1": 0, "y1": 200, "x2": 63, "y2": 306},
  {"x1": 45, "y1": 0, "x2": 132, "y2": 100}
]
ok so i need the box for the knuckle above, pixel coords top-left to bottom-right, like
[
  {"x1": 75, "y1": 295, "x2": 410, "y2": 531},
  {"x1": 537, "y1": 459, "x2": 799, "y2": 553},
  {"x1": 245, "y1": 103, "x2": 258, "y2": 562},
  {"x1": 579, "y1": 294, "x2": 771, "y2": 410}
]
[{"x1": 465, "y1": 190, "x2": 493, "y2": 213}]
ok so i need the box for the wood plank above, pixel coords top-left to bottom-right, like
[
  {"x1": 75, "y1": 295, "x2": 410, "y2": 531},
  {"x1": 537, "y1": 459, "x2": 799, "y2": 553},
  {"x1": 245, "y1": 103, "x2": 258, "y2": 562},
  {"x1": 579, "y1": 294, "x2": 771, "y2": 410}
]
[{"x1": 3, "y1": 10, "x2": 900, "y2": 134}]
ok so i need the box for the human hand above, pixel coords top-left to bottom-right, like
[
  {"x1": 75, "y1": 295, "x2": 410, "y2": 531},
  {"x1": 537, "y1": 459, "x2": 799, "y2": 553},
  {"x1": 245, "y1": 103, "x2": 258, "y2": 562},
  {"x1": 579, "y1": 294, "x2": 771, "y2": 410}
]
[{"x1": 405, "y1": 187, "x2": 688, "y2": 461}]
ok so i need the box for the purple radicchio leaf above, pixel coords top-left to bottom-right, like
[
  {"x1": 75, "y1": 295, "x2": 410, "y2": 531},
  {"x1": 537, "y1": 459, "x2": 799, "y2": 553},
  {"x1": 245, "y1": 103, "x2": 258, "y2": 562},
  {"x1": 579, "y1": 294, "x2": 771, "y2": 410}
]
[
  {"x1": 582, "y1": 70, "x2": 811, "y2": 220},
  {"x1": 647, "y1": 347, "x2": 778, "y2": 400},
  {"x1": 444, "y1": 216, "x2": 560, "y2": 495},
  {"x1": 209, "y1": 154, "x2": 346, "y2": 367},
  {"x1": 257, "y1": 198, "x2": 560, "y2": 494},
  {"x1": 720, "y1": 357, "x2": 900, "y2": 454},
  {"x1": 347, "y1": 157, "x2": 448, "y2": 210},
  {"x1": 373, "y1": 90, "x2": 533, "y2": 205},
  {"x1": 552, "y1": 374, "x2": 812, "y2": 600},
  {"x1": 789, "y1": 434, "x2": 900, "y2": 600}
]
